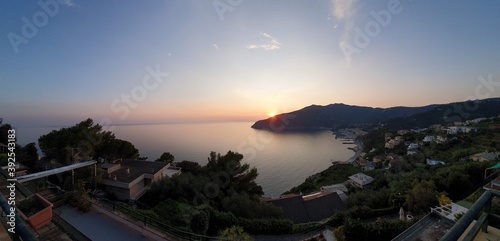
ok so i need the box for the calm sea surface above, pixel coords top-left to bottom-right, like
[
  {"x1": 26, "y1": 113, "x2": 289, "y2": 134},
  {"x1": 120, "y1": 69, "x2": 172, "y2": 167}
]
[{"x1": 16, "y1": 122, "x2": 355, "y2": 196}]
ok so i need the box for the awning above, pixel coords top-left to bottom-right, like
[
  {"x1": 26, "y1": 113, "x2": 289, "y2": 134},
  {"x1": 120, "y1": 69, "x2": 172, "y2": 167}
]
[{"x1": 16, "y1": 160, "x2": 97, "y2": 183}]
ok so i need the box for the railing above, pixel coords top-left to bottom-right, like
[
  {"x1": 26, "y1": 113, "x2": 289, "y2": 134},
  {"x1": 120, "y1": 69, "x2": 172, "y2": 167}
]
[
  {"x1": 0, "y1": 187, "x2": 38, "y2": 241},
  {"x1": 92, "y1": 197, "x2": 218, "y2": 241},
  {"x1": 484, "y1": 169, "x2": 500, "y2": 186},
  {"x1": 440, "y1": 191, "x2": 493, "y2": 241}
]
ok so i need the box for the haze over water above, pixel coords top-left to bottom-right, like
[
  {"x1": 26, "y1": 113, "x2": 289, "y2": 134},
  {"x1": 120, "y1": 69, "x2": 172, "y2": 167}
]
[{"x1": 16, "y1": 122, "x2": 356, "y2": 196}]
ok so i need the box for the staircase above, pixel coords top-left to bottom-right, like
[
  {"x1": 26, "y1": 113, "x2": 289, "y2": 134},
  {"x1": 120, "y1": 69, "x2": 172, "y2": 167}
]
[{"x1": 38, "y1": 189, "x2": 65, "y2": 208}]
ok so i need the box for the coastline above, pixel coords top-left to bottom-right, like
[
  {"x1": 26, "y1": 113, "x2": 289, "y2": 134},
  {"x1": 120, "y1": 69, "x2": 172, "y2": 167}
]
[
  {"x1": 345, "y1": 138, "x2": 363, "y2": 164},
  {"x1": 333, "y1": 129, "x2": 363, "y2": 164}
]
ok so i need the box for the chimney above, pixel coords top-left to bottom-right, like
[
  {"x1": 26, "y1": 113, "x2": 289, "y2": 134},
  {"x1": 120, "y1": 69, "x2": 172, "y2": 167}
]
[{"x1": 125, "y1": 167, "x2": 130, "y2": 174}]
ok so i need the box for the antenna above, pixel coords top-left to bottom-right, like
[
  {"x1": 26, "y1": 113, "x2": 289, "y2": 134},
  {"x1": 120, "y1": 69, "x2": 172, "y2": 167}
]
[{"x1": 0, "y1": 118, "x2": 2, "y2": 125}]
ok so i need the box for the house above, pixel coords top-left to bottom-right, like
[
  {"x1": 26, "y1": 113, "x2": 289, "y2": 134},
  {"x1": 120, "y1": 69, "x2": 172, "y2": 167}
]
[
  {"x1": 430, "y1": 124, "x2": 443, "y2": 131},
  {"x1": 348, "y1": 173, "x2": 373, "y2": 189},
  {"x1": 447, "y1": 126, "x2": 460, "y2": 135},
  {"x1": 470, "y1": 152, "x2": 500, "y2": 162},
  {"x1": 386, "y1": 154, "x2": 407, "y2": 171},
  {"x1": 385, "y1": 136, "x2": 403, "y2": 149},
  {"x1": 356, "y1": 158, "x2": 367, "y2": 167},
  {"x1": 385, "y1": 140, "x2": 396, "y2": 149},
  {"x1": 435, "y1": 136, "x2": 447, "y2": 144},
  {"x1": 373, "y1": 156, "x2": 384, "y2": 163},
  {"x1": 385, "y1": 133, "x2": 394, "y2": 141},
  {"x1": 427, "y1": 159, "x2": 446, "y2": 166},
  {"x1": 363, "y1": 161, "x2": 376, "y2": 171},
  {"x1": 398, "y1": 130, "x2": 410, "y2": 135},
  {"x1": 100, "y1": 160, "x2": 181, "y2": 201},
  {"x1": 467, "y1": 118, "x2": 487, "y2": 124},
  {"x1": 266, "y1": 191, "x2": 346, "y2": 223},
  {"x1": 463, "y1": 127, "x2": 478, "y2": 133},
  {"x1": 423, "y1": 135, "x2": 435, "y2": 142},
  {"x1": 447, "y1": 126, "x2": 477, "y2": 135},
  {"x1": 408, "y1": 143, "x2": 418, "y2": 149},
  {"x1": 407, "y1": 143, "x2": 418, "y2": 155},
  {"x1": 321, "y1": 184, "x2": 349, "y2": 201},
  {"x1": 411, "y1": 128, "x2": 428, "y2": 133}
]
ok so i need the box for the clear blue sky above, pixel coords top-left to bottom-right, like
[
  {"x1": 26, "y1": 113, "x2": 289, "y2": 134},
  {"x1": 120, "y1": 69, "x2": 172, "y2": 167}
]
[{"x1": 1, "y1": 0, "x2": 500, "y2": 127}]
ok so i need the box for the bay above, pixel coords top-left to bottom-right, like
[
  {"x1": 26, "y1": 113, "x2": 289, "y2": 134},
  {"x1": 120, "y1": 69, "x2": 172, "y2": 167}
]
[{"x1": 15, "y1": 122, "x2": 355, "y2": 197}]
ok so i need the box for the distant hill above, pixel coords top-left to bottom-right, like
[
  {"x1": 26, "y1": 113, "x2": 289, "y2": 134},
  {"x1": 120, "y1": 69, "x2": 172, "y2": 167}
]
[{"x1": 251, "y1": 98, "x2": 500, "y2": 131}]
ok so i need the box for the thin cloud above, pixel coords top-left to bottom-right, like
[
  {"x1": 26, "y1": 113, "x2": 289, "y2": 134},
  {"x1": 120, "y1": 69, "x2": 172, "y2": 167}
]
[
  {"x1": 330, "y1": 0, "x2": 357, "y2": 48},
  {"x1": 59, "y1": 0, "x2": 76, "y2": 7},
  {"x1": 246, "y1": 32, "x2": 281, "y2": 51},
  {"x1": 213, "y1": 44, "x2": 220, "y2": 51}
]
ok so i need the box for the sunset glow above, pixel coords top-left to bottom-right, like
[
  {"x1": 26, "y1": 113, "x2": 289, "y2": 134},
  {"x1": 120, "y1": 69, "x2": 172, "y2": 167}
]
[{"x1": 1, "y1": 1, "x2": 500, "y2": 127}]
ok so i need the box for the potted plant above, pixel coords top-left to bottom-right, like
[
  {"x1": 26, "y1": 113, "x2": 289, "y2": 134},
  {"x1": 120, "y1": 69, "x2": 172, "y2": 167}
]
[
  {"x1": 17, "y1": 194, "x2": 53, "y2": 230},
  {"x1": 64, "y1": 180, "x2": 92, "y2": 212}
]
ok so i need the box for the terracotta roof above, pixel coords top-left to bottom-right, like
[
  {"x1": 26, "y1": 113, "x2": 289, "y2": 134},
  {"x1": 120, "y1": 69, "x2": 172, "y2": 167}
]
[
  {"x1": 267, "y1": 192, "x2": 346, "y2": 223},
  {"x1": 268, "y1": 195, "x2": 310, "y2": 223},
  {"x1": 303, "y1": 192, "x2": 345, "y2": 222}
]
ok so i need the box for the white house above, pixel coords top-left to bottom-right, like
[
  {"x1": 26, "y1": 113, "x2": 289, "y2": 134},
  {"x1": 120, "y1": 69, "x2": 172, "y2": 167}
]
[
  {"x1": 435, "y1": 136, "x2": 447, "y2": 143},
  {"x1": 447, "y1": 126, "x2": 477, "y2": 135},
  {"x1": 407, "y1": 143, "x2": 419, "y2": 155},
  {"x1": 423, "y1": 135, "x2": 435, "y2": 142},
  {"x1": 348, "y1": 173, "x2": 373, "y2": 189}
]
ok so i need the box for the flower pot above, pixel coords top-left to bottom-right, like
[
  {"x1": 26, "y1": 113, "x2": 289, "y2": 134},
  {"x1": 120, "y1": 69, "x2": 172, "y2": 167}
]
[{"x1": 17, "y1": 194, "x2": 53, "y2": 230}]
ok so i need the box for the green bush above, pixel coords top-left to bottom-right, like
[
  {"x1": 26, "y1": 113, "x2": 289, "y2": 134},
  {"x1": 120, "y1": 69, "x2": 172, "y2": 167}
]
[
  {"x1": 207, "y1": 208, "x2": 293, "y2": 235},
  {"x1": 342, "y1": 218, "x2": 414, "y2": 241},
  {"x1": 208, "y1": 209, "x2": 238, "y2": 235},
  {"x1": 237, "y1": 217, "x2": 293, "y2": 235}
]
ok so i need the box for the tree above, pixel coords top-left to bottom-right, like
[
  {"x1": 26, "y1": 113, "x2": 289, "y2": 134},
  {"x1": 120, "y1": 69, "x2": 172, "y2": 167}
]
[
  {"x1": 19, "y1": 142, "x2": 38, "y2": 170},
  {"x1": 24, "y1": 142, "x2": 38, "y2": 162},
  {"x1": 0, "y1": 123, "x2": 13, "y2": 145},
  {"x1": 218, "y1": 226, "x2": 253, "y2": 241},
  {"x1": 437, "y1": 192, "x2": 452, "y2": 206},
  {"x1": 405, "y1": 180, "x2": 438, "y2": 212},
  {"x1": 38, "y1": 118, "x2": 139, "y2": 164},
  {"x1": 177, "y1": 160, "x2": 202, "y2": 174},
  {"x1": 140, "y1": 151, "x2": 280, "y2": 223},
  {"x1": 205, "y1": 151, "x2": 264, "y2": 196},
  {"x1": 155, "y1": 152, "x2": 174, "y2": 163}
]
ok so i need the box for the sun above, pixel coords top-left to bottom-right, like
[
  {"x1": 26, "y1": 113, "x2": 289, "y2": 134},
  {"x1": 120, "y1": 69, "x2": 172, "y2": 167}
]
[{"x1": 268, "y1": 112, "x2": 276, "y2": 117}]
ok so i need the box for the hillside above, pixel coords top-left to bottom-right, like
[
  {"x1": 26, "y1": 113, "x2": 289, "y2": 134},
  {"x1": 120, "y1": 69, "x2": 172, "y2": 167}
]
[{"x1": 251, "y1": 98, "x2": 500, "y2": 131}]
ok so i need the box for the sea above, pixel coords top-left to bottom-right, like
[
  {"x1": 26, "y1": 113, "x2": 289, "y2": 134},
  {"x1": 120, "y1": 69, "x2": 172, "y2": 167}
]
[{"x1": 15, "y1": 122, "x2": 356, "y2": 197}]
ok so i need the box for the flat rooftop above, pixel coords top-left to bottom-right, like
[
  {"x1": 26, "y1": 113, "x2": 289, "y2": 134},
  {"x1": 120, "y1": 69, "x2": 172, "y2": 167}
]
[{"x1": 392, "y1": 213, "x2": 454, "y2": 241}]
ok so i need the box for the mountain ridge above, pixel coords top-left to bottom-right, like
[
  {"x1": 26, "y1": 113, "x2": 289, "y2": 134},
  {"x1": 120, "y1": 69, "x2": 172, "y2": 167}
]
[{"x1": 251, "y1": 98, "x2": 500, "y2": 131}]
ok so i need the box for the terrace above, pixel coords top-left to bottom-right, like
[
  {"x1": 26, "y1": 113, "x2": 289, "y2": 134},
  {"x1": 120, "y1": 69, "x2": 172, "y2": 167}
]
[{"x1": 393, "y1": 163, "x2": 500, "y2": 241}]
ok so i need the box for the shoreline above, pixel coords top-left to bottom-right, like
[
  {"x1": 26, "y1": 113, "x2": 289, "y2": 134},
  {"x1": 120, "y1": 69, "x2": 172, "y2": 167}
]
[
  {"x1": 333, "y1": 129, "x2": 363, "y2": 164},
  {"x1": 345, "y1": 138, "x2": 363, "y2": 164}
]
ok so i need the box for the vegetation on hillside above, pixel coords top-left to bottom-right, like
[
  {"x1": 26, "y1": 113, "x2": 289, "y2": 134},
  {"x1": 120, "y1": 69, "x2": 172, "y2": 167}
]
[
  {"x1": 140, "y1": 151, "x2": 286, "y2": 235},
  {"x1": 287, "y1": 117, "x2": 500, "y2": 240}
]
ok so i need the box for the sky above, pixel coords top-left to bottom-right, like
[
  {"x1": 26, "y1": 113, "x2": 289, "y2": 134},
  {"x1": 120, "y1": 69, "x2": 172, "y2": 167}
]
[{"x1": 1, "y1": 0, "x2": 500, "y2": 127}]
